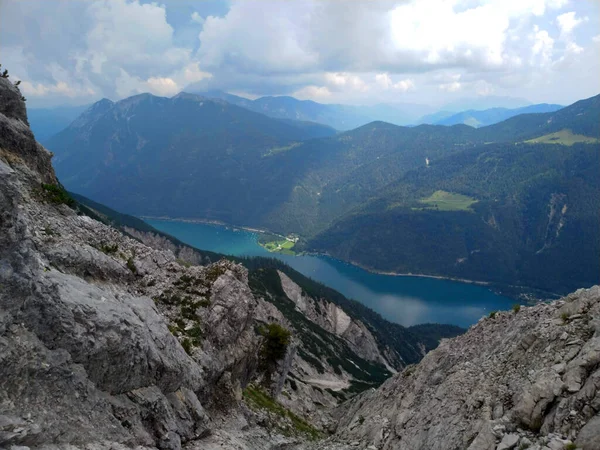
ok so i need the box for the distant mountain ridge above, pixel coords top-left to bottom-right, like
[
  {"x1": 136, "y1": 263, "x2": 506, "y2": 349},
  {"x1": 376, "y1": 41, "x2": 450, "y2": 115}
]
[
  {"x1": 441, "y1": 94, "x2": 531, "y2": 111},
  {"x1": 195, "y1": 90, "x2": 434, "y2": 130},
  {"x1": 191, "y1": 90, "x2": 538, "y2": 130},
  {"x1": 419, "y1": 103, "x2": 564, "y2": 128}
]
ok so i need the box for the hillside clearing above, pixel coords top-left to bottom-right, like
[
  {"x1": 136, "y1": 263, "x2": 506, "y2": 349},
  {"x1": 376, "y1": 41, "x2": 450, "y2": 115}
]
[
  {"x1": 415, "y1": 190, "x2": 478, "y2": 212},
  {"x1": 262, "y1": 142, "x2": 302, "y2": 157},
  {"x1": 525, "y1": 129, "x2": 599, "y2": 146}
]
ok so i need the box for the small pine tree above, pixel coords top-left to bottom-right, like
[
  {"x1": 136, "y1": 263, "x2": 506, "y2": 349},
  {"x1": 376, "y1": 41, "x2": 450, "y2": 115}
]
[
  {"x1": 14, "y1": 80, "x2": 21, "y2": 86},
  {"x1": 259, "y1": 323, "x2": 291, "y2": 385},
  {"x1": 2, "y1": 69, "x2": 9, "y2": 78},
  {"x1": 261, "y1": 323, "x2": 291, "y2": 364}
]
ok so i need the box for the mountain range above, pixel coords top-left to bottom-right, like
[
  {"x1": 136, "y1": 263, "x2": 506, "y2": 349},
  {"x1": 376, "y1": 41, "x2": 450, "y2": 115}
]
[
  {"x1": 46, "y1": 90, "x2": 600, "y2": 296},
  {"x1": 193, "y1": 90, "x2": 546, "y2": 130},
  {"x1": 26, "y1": 91, "x2": 557, "y2": 141}
]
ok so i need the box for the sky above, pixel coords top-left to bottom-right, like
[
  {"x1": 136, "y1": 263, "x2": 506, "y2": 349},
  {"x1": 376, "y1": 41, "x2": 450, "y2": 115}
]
[{"x1": 1, "y1": 0, "x2": 599, "y2": 108}]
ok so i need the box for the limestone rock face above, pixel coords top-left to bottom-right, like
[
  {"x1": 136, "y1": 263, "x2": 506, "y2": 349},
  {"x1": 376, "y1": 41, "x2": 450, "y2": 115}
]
[
  {"x1": 0, "y1": 77, "x2": 55, "y2": 183},
  {"x1": 0, "y1": 77, "x2": 402, "y2": 449},
  {"x1": 309, "y1": 286, "x2": 600, "y2": 450},
  {"x1": 0, "y1": 75, "x2": 28, "y2": 123},
  {"x1": 1, "y1": 134, "x2": 205, "y2": 449},
  {"x1": 278, "y1": 270, "x2": 394, "y2": 369},
  {"x1": 0, "y1": 76, "x2": 263, "y2": 449}
]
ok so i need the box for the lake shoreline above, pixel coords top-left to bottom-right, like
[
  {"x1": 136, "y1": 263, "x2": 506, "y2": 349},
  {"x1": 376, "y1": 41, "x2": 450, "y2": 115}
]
[
  {"x1": 309, "y1": 252, "x2": 562, "y2": 302},
  {"x1": 144, "y1": 217, "x2": 519, "y2": 327},
  {"x1": 142, "y1": 215, "x2": 494, "y2": 287},
  {"x1": 319, "y1": 254, "x2": 491, "y2": 286},
  {"x1": 141, "y1": 215, "x2": 273, "y2": 235},
  {"x1": 144, "y1": 216, "x2": 561, "y2": 303}
]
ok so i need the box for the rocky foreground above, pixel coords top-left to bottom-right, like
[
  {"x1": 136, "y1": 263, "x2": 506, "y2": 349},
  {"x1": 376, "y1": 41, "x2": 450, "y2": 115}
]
[
  {"x1": 0, "y1": 75, "x2": 393, "y2": 448},
  {"x1": 314, "y1": 287, "x2": 600, "y2": 450},
  {"x1": 1, "y1": 75, "x2": 599, "y2": 450}
]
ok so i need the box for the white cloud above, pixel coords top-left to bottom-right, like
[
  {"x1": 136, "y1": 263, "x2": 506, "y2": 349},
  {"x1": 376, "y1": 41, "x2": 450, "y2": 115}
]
[
  {"x1": 146, "y1": 77, "x2": 179, "y2": 96},
  {"x1": 194, "y1": 0, "x2": 575, "y2": 76},
  {"x1": 475, "y1": 80, "x2": 494, "y2": 96},
  {"x1": 387, "y1": 1, "x2": 510, "y2": 68},
  {"x1": 556, "y1": 11, "x2": 584, "y2": 39},
  {"x1": 439, "y1": 81, "x2": 462, "y2": 92},
  {"x1": 565, "y1": 42, "x2": 583, "y2": 55},
  {"x1": 84, "y1": 0, "x2": 190, "y2": 76},
  {"x1": 531, "y1": 25, "x2": 555, "y2": 66},
  {"x1": 324, "y1": 72, "x2": 369, "y2": 92},
  {"x1": 292, "y1": 85, "x2": 332, "y2": 100},
  {"x1": 20, "y1": 80, "x2": 96, "y2": 98},
  {"x1": 198, "y1": 1, "x2": 318, "y2": 74},
  {"x1": 393, "y1": 79, "x2": 415, "y2": 92},
  {"x1": 0, "y1": 0, "x2": 204, "y2": 105},
  {"x1": 1, "y1": 0, "x2": 598, "y2": 107},
  {"x1": 374, "y1": 73, "x2": 413, "y2": 91},
  {"x1": 182, "y1": 62, "x2": 212, "y2": 84},
  {"x1": 375, "y1": 73, "x2": 393, "y2": 89}
]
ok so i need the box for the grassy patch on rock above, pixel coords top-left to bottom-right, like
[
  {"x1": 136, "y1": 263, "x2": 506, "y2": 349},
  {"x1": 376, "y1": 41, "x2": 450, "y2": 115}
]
[
  {"x1": 41, "y1": 183, "x2": 75, "y2": 207},
  {"x1": 243, "y1": 385, "x2": 322, "y2": 440}
]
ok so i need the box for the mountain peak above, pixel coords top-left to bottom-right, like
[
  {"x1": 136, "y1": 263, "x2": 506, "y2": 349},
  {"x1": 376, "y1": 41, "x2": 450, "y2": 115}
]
[
  {"x1": 94, "y1": 97, "x2": 114, "y2": 107},
  {"x1": 172, "y1": 91, "x2": 230, "y2": 107},
  {"x1": 115, "y1": 92, "x2": 161, "y2": 108}
]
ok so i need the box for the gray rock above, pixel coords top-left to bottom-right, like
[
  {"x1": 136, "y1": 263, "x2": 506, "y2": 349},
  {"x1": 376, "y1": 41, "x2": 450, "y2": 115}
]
[
  {"x1": 0, "y1": 78, "x2": 55, "y2": 183},
  {"x1": 576, "y1": 415, "x2": 600, "y2": 450},
  {"x1": 497, "y1": 433, "x2": 519, "y2": 450},
  {"x1": 467, "y1": 422, "x2": 496, "y2": 450},
  {"x1": 546, "y1": 437, "x2": 571, "y2": 450},
  {"x1": 317, "y1": 286, "x2": 600, "y2": 450}
]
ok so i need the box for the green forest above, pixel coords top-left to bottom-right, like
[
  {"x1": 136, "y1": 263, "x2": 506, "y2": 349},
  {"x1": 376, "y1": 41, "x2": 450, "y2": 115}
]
[{"x1": 51, "y1": 93, "x2": 600, "y2": 295}]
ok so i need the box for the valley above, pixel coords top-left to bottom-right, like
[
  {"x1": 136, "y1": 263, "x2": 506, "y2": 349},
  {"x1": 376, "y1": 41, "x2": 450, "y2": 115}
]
[
  {"x1": 3, "y1": 0, "x2": 600, "y2": 447},
  {"x1": 145, "y1": 218, "x2": 515, "y2": 328},
  {"x1": 46, "y1": 93, "x2": 600, "y2": 298}
]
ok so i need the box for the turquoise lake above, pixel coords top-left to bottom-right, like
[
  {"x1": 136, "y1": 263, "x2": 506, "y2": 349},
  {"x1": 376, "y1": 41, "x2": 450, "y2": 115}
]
[{"x1": 146, "y1": 219, "x2": 515, "y2": 328}]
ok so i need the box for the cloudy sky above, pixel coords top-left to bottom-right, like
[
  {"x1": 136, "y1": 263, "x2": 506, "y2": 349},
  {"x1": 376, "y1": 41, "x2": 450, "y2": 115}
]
[{"x1": 1, "y1": 0, "x2": 599, "y2": 108}]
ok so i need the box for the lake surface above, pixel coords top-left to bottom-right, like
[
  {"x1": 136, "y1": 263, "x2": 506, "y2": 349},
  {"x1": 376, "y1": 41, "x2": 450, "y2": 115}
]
[{"x1": 146, "y1": 219, "x2": 514, "y2": 328}]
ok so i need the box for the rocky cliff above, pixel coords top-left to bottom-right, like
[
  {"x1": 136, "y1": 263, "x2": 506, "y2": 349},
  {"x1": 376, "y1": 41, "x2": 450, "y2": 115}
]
[
  {"x1": 312, "y1": 286, "x2": 600, "y2": 450},
  {"x1": 0, "y1": 76, "x2": 446, "y2": 449},
  {"x1": 2, "y1": 74, "x2": 598, "y2": 450}
]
